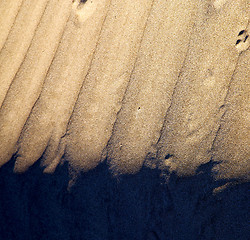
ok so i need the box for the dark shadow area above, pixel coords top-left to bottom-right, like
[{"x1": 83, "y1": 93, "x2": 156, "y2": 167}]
[{"x1": 0, "y1": 158, "x2": 249, "y2": 240}]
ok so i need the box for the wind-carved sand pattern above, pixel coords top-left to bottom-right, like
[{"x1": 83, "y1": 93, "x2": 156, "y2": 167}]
[{"x1": 0, "y1": 0, "x2": 249, "y2": 180}]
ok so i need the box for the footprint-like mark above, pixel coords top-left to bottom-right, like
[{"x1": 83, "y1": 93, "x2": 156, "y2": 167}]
[{"x1": 235, "y1": 29, "x2": 250, "y2": 52}]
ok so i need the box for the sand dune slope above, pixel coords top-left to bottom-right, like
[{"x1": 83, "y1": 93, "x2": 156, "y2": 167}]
[{"x1": 0, "y1": 0, "x2": 249, "y2": 180}]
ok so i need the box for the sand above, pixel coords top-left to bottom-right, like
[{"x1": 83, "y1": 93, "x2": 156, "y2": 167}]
[{"x1": 0, "y1": 0, "x2": 249, "y2": 180}]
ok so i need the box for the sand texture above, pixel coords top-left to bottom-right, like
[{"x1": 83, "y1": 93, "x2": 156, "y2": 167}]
[
  {"x1": 0, "y1": 0, "x2": 249, "y2": 179},
  {"x1": 0, "y1": 1, "x2": 249, "y2": 239}
]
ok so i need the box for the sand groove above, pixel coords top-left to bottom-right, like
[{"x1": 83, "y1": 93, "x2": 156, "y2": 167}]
[
  {"x1": 0, "y1": 0, "x2": 72, "y2": 168},
  {"x1": 15, "y1": 0, "x2": 111, "y2": 173},
  {"x1": 0, "y1": 0, "x2": 24, "y2": 51},
  {"x1": 0, "y1": 0, "x2": 50, "y2": 107},
  {"x1": 156, "y1": 0, "x2": 249, "y2": 176},
  {"x1": 211, "y1": 49, "x2": 250, "y2": 180},
  {"x1": 65, "y1": 0, "x2": 154, "y2": 171},
  {"x1": 106, "y1": 0, "x2": 199, "y2": 174}
]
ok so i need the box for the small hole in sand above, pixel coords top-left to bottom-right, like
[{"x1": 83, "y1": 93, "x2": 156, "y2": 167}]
[
  {"x1": 238, "y1": 30, "x2": 245, "y2": 36},
  {"x1": 165, "y1": 154, "x2": 173, "y2": 159},
  {"x1": 235, "y1": 39, "x2": 241, "y2": 45},
  {"x1": 244, "y1": 35, "x2": 249, "y2": 42},
  {"x1": 80, "y1": 0, "x2": 87, "y2": 2},
  {"x1": 138, "y1": 107, "x2": 141, "y2": 110}
]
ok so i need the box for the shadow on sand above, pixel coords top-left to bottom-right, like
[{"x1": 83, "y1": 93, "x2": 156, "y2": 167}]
[{"x1": 0, "y1": 156, "x2": 249, "y2": 240}]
